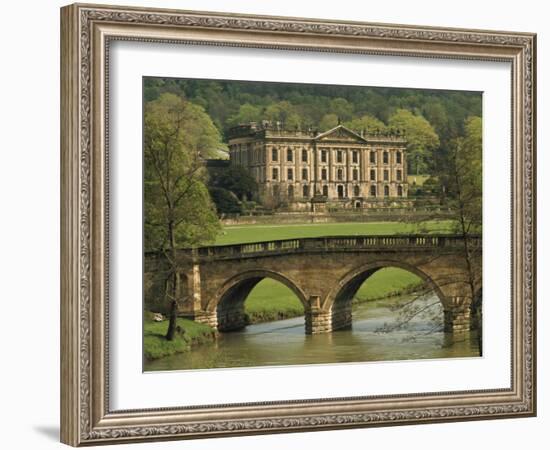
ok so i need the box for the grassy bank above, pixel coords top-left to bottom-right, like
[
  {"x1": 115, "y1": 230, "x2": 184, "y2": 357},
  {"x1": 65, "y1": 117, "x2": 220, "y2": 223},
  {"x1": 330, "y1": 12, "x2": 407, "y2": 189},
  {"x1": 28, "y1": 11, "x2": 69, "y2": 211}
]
[
  {"x1": 244, "y1": 267, "x2": 423, "y2": 324},
  {"x1": 354, "y1": 267, "x2": 423, "y2": 302},
  {"x1": 245, "y1": 281, "x2": 305, "y2": 323},
  {"x1": 215, "y1": 220, "x2": 455, "y2": 246},
  {"x1": 144, "y1": 315, "x2": 216, "y2": 360}
]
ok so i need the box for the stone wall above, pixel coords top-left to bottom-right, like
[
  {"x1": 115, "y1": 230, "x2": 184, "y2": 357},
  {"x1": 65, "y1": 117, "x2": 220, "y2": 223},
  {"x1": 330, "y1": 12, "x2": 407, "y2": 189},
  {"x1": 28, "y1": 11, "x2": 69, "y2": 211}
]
[{"x1": 220, "y1": 209, "x2": 454, "y2": 226}]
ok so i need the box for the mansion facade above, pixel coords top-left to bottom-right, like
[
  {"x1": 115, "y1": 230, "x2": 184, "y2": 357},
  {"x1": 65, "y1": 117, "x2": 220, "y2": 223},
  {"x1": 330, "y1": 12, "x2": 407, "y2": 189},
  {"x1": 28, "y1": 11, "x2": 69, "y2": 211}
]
[{"x1": 227, "y1": 123, "x2": 408, "y2": 209}]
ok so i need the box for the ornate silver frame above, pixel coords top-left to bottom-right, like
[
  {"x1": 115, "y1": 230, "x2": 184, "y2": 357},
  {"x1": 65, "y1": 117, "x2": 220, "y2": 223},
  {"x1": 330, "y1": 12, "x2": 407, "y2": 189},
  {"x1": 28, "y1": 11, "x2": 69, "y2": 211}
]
[{"x1": 60, "y1": 3, "x2": 536, "y2": 446}]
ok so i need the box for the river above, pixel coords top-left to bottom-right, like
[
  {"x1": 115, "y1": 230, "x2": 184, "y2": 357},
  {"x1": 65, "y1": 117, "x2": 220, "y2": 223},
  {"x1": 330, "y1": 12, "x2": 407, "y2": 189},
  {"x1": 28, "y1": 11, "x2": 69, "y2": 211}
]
[{"x1": 144, "y1": 293, "x2": 480, "y2": 372}]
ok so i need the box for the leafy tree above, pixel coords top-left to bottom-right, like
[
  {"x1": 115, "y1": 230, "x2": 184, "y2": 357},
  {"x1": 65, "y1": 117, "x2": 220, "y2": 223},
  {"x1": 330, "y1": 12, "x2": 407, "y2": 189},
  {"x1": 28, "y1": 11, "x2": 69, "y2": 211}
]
[
  {"x1": 264, "y1": 101, "x2": 297, "y2": 127},
  {"x1": 451, "y1": 116, "x2": 482, "y2": 227},
  {"x1": 319, "y1": 113, "x2": 339, "y2": 131},
  {"x1": 329, "y1": 97, "x2": 354, "y2": 122},
  {"x1": 388, "y1": 109, "x2": 440, "y2": 174},
  {"x1": 144, "y1": 93, "x2": 221, "y2": 340},
  {"x1": 380, "y1": 116, "x2": 482, "y2": 354},
  {"x1": 209, "y1": 165, "x2": 258, "y2": 201},
  {"x1": 209, "y1": 187, "x2": 242, "y2": 215},
  {"x1": 446, "y1": 115, "x2": 482, "y2": 352},
  {"x1": 228, "y1": 103, "x2": 262, "y2": 126},
  {"x1": 345, "y1": 114, "x2": 386, "y2": 134}
]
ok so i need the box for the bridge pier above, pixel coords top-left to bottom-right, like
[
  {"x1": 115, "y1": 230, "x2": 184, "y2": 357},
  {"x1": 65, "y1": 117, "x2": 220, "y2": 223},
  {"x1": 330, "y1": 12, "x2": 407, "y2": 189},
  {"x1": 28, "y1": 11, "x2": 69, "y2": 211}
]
[
  {"x1": 444, "y1": 296, "x2": 472, "y2": 333},
  {"x1": 305, "y1": 310, "x2": 332, "y2": 334},
  {"x1": 304, "y1": 295, "x2": 331, "y2": 334},
  {"x1": 331, "y1": 301, "x2": 353, "y2": 331},
  {"x1": 194, "y1": 310, "x2": 218, "y2": 329},
  {"x1": 217, "y1": 303, "x2": 248, "y2": 332}
]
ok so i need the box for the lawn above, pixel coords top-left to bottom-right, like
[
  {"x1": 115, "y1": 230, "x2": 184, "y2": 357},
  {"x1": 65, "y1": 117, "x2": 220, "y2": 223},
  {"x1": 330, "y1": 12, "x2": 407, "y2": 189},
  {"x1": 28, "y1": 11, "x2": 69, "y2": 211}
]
[
  {"x1": 143, "y1": 315, "x2": 216, "y2": 360},
  {"x1": 407, "y1": 174, "x2": 431, "y2": 186},
  {"x1": 215, "y1": 220, "x2": 455, "y2": 246},
  {"x1": 244, "y1": 267, "x2": 423, "y2": 323}
]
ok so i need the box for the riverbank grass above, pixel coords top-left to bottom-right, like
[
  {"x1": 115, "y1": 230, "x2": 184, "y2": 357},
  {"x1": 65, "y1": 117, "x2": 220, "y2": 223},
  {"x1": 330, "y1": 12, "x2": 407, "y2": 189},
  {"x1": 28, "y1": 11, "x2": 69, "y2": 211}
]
[
  {"x1": 354, "y1": 267, "x2": 423, "y2": 302},
  {"x1": 144, "y1": 315, "x2": 216, "y2": 360},
  {"x1": 245, "y1": 282, "x2": 305, "y2": 323},
  {"x1": 244, "y1": 267, "x2": 424, "y2": 324}
]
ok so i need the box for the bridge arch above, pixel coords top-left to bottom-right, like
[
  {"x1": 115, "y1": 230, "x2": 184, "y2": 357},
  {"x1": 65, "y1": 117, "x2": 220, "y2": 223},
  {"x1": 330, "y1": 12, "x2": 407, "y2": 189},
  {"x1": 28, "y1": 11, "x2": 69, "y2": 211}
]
[
  {"x1": 209, "y1": 269, "x2": 308, "y2": 332},
  {"x1": 325, "y1": 260, "x2": 447, "y2": 331}
]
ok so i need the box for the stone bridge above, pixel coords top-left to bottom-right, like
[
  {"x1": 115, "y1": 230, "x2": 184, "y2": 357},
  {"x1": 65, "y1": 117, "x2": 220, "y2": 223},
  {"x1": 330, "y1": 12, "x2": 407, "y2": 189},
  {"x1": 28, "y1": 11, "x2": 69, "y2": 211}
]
[{"x1": 144, "y1": 235, "x2": 481, "y2": 334}]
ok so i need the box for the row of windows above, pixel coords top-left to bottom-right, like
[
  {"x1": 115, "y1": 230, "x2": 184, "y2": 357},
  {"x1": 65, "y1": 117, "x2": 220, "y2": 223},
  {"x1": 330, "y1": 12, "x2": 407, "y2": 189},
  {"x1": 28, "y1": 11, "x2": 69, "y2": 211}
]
[
  {"x1": 283, "y1": 184, "x2": 404, "y2": 198},
  {"x1": 270, "y1": 148, "x2": 402, "y2": 164},
  {"x1": 270, "y1": 167, "x2": 403, "y2": 182}
]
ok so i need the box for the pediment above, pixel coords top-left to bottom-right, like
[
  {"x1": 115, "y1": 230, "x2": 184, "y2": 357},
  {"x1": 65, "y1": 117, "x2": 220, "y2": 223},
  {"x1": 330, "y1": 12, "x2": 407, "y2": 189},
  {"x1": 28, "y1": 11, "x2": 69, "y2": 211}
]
[{"x1": 315, "y1": 125, "x2": 366, "y2": 143}]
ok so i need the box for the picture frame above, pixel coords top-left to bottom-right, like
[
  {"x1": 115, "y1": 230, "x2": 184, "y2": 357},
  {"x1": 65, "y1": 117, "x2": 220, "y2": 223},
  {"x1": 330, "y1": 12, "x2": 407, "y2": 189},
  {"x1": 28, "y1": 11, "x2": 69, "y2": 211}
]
[{"x1": 60, "y1": 2, "x2": 536, "y2": 446}]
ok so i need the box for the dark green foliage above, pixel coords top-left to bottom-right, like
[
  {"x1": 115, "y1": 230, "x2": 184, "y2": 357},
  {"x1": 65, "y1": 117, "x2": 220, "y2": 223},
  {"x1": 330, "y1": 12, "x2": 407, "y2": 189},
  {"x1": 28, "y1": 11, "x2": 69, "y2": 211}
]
[
  {"x1": 143, "y1": 77, "x2": 481, "y2": 148},
  {"x1": 208, "y1": 165, "x2": 258, "y2": 200},
  {"x1": 209, "y1": 187, "x2": 242, "y2": 215}
]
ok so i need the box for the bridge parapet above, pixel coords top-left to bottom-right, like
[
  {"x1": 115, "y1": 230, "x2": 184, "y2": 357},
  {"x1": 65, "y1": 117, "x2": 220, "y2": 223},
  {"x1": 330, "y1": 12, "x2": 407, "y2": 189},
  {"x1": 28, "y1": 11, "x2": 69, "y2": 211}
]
[{"x1": 191, "y1": 234, "x2": 481, "y2": 260}]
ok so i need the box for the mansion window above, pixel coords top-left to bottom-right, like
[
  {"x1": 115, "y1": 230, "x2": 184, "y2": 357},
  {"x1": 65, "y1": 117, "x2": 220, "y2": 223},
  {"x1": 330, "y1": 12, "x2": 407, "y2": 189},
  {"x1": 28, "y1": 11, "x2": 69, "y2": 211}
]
[
  {"x1": 322, "y1": 185, "x2": 329, "y2": 196},
  {"x1": 321, "y1": 150, "x2": 328, "y2": 163},
  {"x1": 370, "y1": 185, "x2": 376, "y2": 196},
  {"x1": 397, "y1": 185, "x2": 403, "y2": 197},
  {"x1": 303, "y1": 185, "x2": 309, "y2": 197},
  {"x1": 337, "y1": 169, "x2": 344, "y2": 181},
  {"x1": 337, "y1": 185, "x2": 345, "y2": 198},
  {"x1": 384, "y1": 185, "x2": 390, "y2": 196},
  {"x1": 272, "y1": 148, "x2": 278, "y2": 162},
  {"x1": 302, "y1": 149, "x2": 308, "y2": 162},
  {"x1": 353, "y1": 169, "x2": 359, "y2": 181},
  {"x1": 288, "y1": 185, "x2": 294, "y2": 199},
  {"x1": 383, "y1": 151, "x2": 389, "y2": 164},
  {"x1": 384, "y1": 170, "x2": 389, "y2": 181},
  {"x1": 369, "y1": 151, "x2": 376, "y2": 164},
  {"x1": 336, "y1": 150, "x2": 343, "y2": 163},
  {"x1": 272, "y1": 167, "x2": 279, "y2": 180},
  {"x1": 370, "y1": 169, "x2": 376, "y2": 181},
  {"x1": 353, "y1": 185, "x2": 360, "y2": 197},
  {"x1": 396, "y1": 151, "x2": 402, "y2": 164},
  {"x1": 287, "y1": 148, "x2": 293, "y2": 162},
  {"x1": 396, "y1": 169, "x2": 402, "y2": 181},
  {"x1": 302, "y1": 168, "x2": 308, "y2": 180},
  {"x1": 352, "y1": 151, "x2": 358, "y2": 164},
  {"x1": 287, "y1": 168, "x2": 293, "y2": 180},
  {"x1": 321, "y1": 168, "x2": 328, "y2": 180}
]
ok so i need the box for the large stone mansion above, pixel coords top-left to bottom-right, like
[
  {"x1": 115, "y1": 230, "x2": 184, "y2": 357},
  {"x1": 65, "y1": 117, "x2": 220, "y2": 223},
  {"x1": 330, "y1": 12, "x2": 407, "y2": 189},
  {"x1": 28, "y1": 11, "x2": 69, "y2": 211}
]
[{"x1": 227, "y1": 122, "x2": 408, "y2": 210}]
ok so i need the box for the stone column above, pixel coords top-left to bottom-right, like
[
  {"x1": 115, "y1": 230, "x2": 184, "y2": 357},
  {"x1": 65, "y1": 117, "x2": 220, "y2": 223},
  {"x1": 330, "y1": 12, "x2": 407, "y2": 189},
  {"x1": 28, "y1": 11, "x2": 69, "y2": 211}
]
[
  {"x1": 444, "y1": 296, "x2": 472, "y2": 333},
  {"x1": 194, "y1": 310, "x2": 218, "y2": 330},
  {"x1": 304, "y1": 295, "x2": 332, "y2": 334},
  {"x1": 328, "y1": 147, "x2": 333, "y2": 199}
]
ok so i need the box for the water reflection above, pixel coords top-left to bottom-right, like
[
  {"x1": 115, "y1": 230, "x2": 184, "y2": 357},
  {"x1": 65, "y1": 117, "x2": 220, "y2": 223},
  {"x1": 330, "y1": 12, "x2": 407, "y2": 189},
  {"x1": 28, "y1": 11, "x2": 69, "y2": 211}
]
[{"x1": 144, "y1": 293, "x2": 480, "y2": 372}]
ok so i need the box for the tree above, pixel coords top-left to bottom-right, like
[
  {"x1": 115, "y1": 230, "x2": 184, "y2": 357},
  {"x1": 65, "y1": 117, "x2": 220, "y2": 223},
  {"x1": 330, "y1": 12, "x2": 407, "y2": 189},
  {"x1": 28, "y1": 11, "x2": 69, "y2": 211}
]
[
  {"x1": 209, "y1": 187, "x2": 242, "y2": 215},
  {"x1": 228, "y1": 103, "x2": 261, "y2": 126},
  {"x1": 447, "y1": 116, "x2": 482, "y2": 352},
  {"x1": 264, "y1": 101, "x2": 297, "y2": 128},
  {"x1": 208, "y1": 165, "x2": 258, "y2": 201},
  {"x1": 144, "y1": 93, "x2": 222, "y2": 340},
  {"x1": 345, "y1": 114, "x2": 387, "y2": 134},
  {"x1": 319, "y1": 113, "x2": 339, "y2": 131},
  {"x1": 376, "y1": 117, "x2": 482, "y2": 354},
  {"x1": 329, "y1": 97, "x2": 354, "y2": 122},
  {"x1": 388, "y1": 109, "x2": 440, "y2": 174}
]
